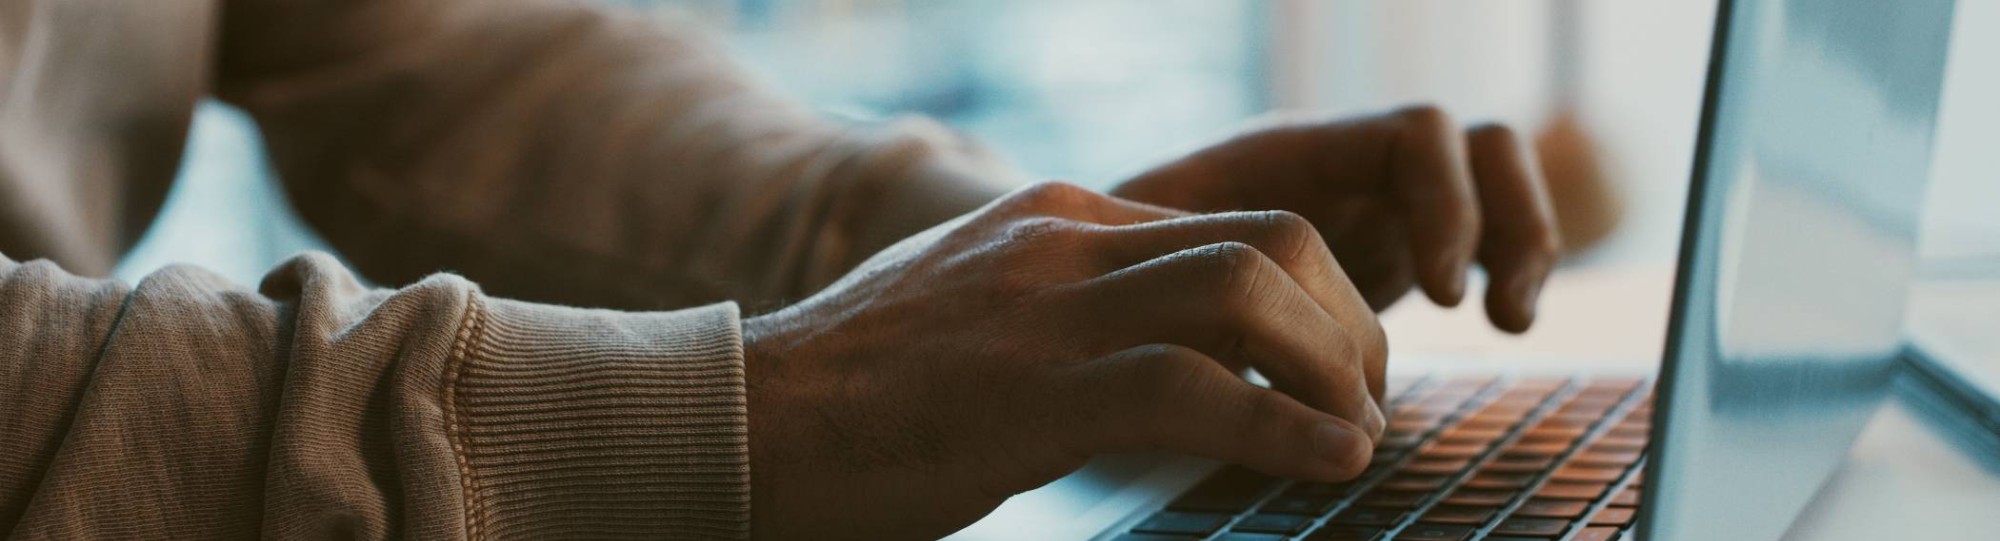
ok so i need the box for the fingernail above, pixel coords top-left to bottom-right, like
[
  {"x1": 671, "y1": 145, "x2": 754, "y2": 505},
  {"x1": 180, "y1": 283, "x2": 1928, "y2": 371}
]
[
  {"x1": 1514, "y1": 276, "x2": 1543, "y2": 323},
  {"x1": 1313, "y1": 421, "x2": 1367, "y2": 470},
  {"x1": 1365, "y1": 399, "x2": 1388, "y2": 440},
  {"x1": 1437, "y1": 258, "x2": 1466, "y2": 306}
]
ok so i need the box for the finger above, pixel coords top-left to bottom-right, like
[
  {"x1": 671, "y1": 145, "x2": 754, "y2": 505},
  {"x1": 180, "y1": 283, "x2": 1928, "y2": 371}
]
[
  {"x1": 1068, "y1": 242, "x2": 1387, "y2": 438},
  {"x1": 994, "y1": 181, "x2": 1189, "y2": 226},
  {"x1": 1069, "y1": 344, "x2": 1373, "y2": 481},
  {"x1": 1091, "y1": 211, "x2": 1387, "y2": 403},
  {"x1": 1466, "y1": 124, "x2": 1561, "y2": 333},
  {"x1": 1386, "y1": 106, "x2": 1481, "y2": 307}
]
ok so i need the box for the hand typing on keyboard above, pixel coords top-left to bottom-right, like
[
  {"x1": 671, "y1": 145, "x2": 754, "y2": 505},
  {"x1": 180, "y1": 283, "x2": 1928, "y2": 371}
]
[
  {"x1": 743, "y1": 182, "x2": 1389, "y2": 539},
  {"x1": 739, "y1": 105, "x2": 1558, "y2": 540},
  {"x1": 1112, "y1": 105, "x2": 1561, "y2": 333}
]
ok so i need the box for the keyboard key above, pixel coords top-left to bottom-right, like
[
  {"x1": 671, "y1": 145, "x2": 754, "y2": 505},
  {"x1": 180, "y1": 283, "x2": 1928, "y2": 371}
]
[
  {"x1": 1304, "y1": 525, "x2": 1385, "y2": 541},
  {"x1": 1464, "y1": 472, "x2": 1538, "y2": 489},
  {"x1": 1439, "y1": 427, "x2": 1506, "y2": 445},
  {"x1": 1234, "y1": 513, "x2": 1312, "y2": 535},
  {"x1": 1419, "y1": 442, "x2": 1488, "y2": 459},
  {"x1": 1559, "y1": 404, "x2": 1612, "y2": 416},
  {"x1": 1610, "y1": 426, "x2": 1650, "y2": 439},
  {"x1": 1133, "y1": 512, "x2": 1231, "y2": 536},
  {"x1": 1571, "y1": 451, "x2": 1642, "y2": 468},
  {"x1": 1112, "y1": 534, "x2": 1197, "y2": 541},
  {"x1": 1397, "y1": 523, "x2": 1474, "y2": 541},
  {"x1": 1215, "y1": 534, "x2": 1288, "y2": 541},
  {"x1": 1379, "y1": 474, "x2": 1450, "y2": 492},
  {"x1": 1610, "y1": 487, "x2": 1642, "y2": 506},
  {"x1": 1484, "y1": 456, "x2": 1556, "y2": 473},
  {"x1": 1502, "y1": 441, "x2": 1571, "y2": 457},
  {"x1": 1575, "y1": 526, "x2": 1624, "y2": 541},
  {"x1": 1491, "y1": 516, "x2": 1572, "y2": 537},
  {"x1": 1542, "y1": 413, "x2": 1601, "y2": 427},
  {"x1": 1590, "y1": 438, "x2": 1648, "y2": 453},
  {"x1": 1524, "y1": 425, "x2": 1589, "y2": 440},
  {"x1": 1261, "y1": 495, "x2": 1337, "y2": 515},
  {"x1": 1553, "y1": 466, "x2": 1625, "y2": 483},
  {"x1": 1590, "y1": 506, "x2": 1637, "y2": 526},
  {"x1": 1441, "y1": 488, "x2": 1517, "y2": 507},
  {"x1": 1458, "y1": 414, "x2": 1519, "y2": 430},
  {"x1": 1328, "y1": 506, "x2": 1406, "y2": 527},
  {"x1": 1517, "y1": 433, "x2": 1581, "y2": 446},
  {"x1": 1399, "y1": 458, "x2": 1471, "y2": 475},
  {"x1": 1419, "y1": 505, "x2": 1498, "y2": 525},
  {"x1": 1167, "y1": 467, "x2": 1277, "y2": 512},
  {"x1": 1535, "y1": 481, "x2": 1610, "y2": 500},
  {"x1": 1378, "y1": 432, "x2": 1426, "y2": 451},
  {"x1": 1355, "y1": 489, "x2": 1429, "y2": 509},
  {"x1": 1287, "y1": 481, "x2": 1361, "y2": 499},
  {"x1": 1513, "y1": 498, "x2": 1591, "y2": 518}
]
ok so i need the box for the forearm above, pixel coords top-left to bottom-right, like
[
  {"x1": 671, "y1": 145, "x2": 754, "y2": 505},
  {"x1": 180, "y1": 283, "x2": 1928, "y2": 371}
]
[
  {"x1": 216, "y1": 0, "x2": 1016, "y2": 312},
  {"x1": 0, "y1": 252, "x2": 749, "y2": 539}
]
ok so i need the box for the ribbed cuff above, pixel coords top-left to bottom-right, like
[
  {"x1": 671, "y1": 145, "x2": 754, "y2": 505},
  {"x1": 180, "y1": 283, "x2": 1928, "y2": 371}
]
[{"x1": 445, "y1": 298, "x2": 750, "y2": 540}]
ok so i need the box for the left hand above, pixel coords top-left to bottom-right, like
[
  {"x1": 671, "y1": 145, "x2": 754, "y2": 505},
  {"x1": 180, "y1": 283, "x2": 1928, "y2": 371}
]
[{"x1": 1112, "y1": 105, "x2": 1561, "y2": 333}]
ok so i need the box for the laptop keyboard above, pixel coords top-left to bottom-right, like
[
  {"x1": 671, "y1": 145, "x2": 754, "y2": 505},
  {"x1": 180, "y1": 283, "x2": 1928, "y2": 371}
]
[{"x1": 1114, "y1": 376, "x2": 1654, "y2": 541}]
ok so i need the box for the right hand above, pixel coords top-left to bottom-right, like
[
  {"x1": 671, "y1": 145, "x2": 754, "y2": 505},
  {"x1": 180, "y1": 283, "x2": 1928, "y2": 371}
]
[{"x1": 743, "y1": 182, "x2": 1389, "y2": 540}]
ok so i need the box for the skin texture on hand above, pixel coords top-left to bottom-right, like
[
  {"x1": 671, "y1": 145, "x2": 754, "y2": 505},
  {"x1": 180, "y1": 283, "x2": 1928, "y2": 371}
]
[
  {"x1": 745, "y1": 183, "x2": 1387, "y2": 539},
  {"x1": 1113, "y1": 105, "x2": 1562, "y2": 333}
]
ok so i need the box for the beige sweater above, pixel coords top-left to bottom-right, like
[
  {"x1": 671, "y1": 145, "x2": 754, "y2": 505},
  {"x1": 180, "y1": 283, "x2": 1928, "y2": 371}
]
[{"x1": 0, "y1": 0, "x2": 1011, "y2": 538}]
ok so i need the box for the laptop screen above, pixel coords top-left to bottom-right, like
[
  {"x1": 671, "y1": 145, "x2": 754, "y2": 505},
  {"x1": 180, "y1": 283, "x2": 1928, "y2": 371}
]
[{"x1": 1643, "y1": 0, "x2": 1957, "y2": 539}]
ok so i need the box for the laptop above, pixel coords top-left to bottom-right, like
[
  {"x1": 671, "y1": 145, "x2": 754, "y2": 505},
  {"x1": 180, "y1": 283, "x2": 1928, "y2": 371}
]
[{"x1": 946, "y1": 0, "x2": 1958, "y2": 539}]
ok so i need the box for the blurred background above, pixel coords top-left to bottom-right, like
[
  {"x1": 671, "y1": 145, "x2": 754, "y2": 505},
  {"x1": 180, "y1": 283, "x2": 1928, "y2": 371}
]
[{"x1": 118, "y1": 0, "x2": 2000, "y2": 361}]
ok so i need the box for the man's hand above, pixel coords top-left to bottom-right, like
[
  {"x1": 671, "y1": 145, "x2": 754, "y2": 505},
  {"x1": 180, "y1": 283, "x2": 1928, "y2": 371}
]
[
  {"x1": 1113, "y1": 105, "x2": 1561, "y2": 333},
  {"x1": 744, "y1": 183, "x2": 1387, "y2": 540}
]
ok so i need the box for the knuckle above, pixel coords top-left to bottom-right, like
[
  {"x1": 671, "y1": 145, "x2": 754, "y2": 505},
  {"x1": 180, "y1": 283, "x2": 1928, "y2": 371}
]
[
  {"x1": 1194, "y1": 241, "x2": 1269, "y2": 299},
  {"x1": 1239, "y1": 389, "x2": 1288, "y2": 441},
  {"x1": 1001, "y1": 215, "x2": 1085, "y2": 246},
  {"x1": 1396, "y1": 104, "x2": 1455, "y2": 136},
  {"x1": 1249, "y1": 210, "x2": 1322, "y2": 264},
  {"x1": 1469, "y1": 122, "x2": 1521, "y2": 146},
  {"x1": 1528, "y1": 230, "x2": 1565, "y2": 260},
  {"x1": 1008, "y1": 181, "x2": 1094, "y2": 212},
  {"x1": 1132, "y1": 348, "x2": 1211, "y2": 406},
  {"x1": 1359, "y1": 320, "x2": 1389, "y2": 367},
  {"x1": 991, "y1": 222, "x2": 1088, "y2": 292}
]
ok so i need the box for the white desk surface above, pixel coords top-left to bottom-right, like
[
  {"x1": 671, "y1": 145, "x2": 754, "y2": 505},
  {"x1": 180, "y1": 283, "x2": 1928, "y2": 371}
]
[{"x1": 1379, "y1": 263, "x2": 2000, "y2": 539}]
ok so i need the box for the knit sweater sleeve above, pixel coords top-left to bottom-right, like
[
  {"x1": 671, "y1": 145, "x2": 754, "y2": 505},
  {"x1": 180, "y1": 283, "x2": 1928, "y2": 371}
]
[
  {"x1": 0, "y1": 251, "x2": 750, "y2": 539},
  {"x1": 212, "y1": 0, "x2": 1017, "y2": 313}
]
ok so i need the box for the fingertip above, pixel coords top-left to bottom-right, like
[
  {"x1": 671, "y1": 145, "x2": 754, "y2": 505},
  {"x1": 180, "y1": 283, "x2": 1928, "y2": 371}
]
[
  {"x1": 1422, "y1": 257, "x2": 1467, "y2": 307},
  {"x1": 1363, "y1": 398, "x2": 1388, "y2": 441},
  {"x1": 1486, "y1": 274, "x2": 1542, "y2": 334},
  {"x1": 1311, "y1": 421, "x2": 1373, "y2": 480},
  {"x1": 1446, "y1": 263, "x2": 1468, "y2": 305},
  {"x1": 1492, "y1": 312, "x2": 1532, "y2": 335}
]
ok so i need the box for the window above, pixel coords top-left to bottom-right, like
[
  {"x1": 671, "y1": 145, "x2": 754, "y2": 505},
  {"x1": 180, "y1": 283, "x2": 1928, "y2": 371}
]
[{"x1": 120, "y1": 1, "x2": 2000, "y2": 285}]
